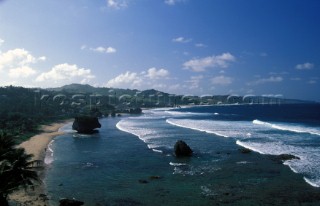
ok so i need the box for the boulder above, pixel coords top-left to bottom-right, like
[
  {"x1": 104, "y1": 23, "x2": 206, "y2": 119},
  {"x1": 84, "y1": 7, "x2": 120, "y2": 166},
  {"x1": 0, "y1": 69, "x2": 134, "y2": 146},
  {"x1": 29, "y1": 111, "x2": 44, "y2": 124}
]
[
  {"x1": 174, "y1": 140, "x2": 193, "y2": 157},
  {"x1": 72, "y1": 116, "x2": 101, "y2": 134},
  {"x1": 59, "y1": 198, "x2": 84, "y2": 206}
]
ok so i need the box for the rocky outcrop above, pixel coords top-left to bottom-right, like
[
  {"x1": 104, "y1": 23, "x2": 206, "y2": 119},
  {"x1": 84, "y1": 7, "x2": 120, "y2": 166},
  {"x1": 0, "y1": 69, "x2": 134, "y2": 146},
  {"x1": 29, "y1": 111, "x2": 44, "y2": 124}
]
[
  {"x1": 59, "y1": 198, "x2": 84, "y2": 206},
  {"x1": 174, "y1": 140, "x2": 193, "y2": 157},
  {"x1": 72, "y1": 116, "x2": 101, "y2": 134},
  {"x1": 271, "y1": 154, "x2": 300, "y2": 163}
]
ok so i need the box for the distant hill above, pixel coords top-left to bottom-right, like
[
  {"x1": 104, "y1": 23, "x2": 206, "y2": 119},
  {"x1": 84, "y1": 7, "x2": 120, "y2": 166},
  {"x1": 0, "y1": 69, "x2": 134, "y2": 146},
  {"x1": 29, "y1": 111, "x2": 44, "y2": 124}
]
[
  {"x1": 48, "y1": 83, "x2": 143, "y2": 96},
  {"x1": 47, "y1": 83, "x2": 316, "y2": 106},
  {"x1": 48, "y1": 84, "x2": 97, "y2": 93}
]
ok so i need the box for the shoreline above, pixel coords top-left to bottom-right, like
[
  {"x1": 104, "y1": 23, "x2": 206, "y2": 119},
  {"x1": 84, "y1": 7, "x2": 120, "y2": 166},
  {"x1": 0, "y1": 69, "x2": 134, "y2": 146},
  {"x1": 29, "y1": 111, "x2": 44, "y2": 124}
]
[{"x1": 8, "y1": 119, "x2": 73, "y2": 206}]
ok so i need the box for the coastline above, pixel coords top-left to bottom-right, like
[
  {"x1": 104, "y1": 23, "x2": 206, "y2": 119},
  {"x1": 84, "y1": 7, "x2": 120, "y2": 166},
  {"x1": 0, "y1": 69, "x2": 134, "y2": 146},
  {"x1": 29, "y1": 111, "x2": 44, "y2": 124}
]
[{"x1": 8, "y1": 119, "x2": 73, "y2": 206}]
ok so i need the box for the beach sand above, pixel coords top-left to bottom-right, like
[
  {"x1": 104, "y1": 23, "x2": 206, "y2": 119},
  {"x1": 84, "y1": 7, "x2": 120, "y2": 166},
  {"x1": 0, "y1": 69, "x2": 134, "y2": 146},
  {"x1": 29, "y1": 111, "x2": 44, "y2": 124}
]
[{"x1": 8, "y1": 119, "x2": 72, "y2": 206}]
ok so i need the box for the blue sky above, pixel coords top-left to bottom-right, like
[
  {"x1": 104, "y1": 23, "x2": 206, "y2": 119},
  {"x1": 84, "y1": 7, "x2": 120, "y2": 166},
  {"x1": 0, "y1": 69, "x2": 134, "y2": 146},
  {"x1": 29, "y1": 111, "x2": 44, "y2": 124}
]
[{"x1": 0, "y1": 0, "x2": 319, "y2": 101}]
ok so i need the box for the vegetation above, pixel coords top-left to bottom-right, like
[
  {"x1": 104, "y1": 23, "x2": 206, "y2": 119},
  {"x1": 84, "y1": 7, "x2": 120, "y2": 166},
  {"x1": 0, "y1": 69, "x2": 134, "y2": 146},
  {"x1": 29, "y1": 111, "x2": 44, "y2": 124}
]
[{"x1": 0, "y1": 132, "x2": 39, "y2": 206}]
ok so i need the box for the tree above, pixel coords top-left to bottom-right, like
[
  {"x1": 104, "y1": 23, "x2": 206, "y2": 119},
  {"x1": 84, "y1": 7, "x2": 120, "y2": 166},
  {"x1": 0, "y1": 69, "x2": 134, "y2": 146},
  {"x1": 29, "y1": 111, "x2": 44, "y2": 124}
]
[{"x1": 0, "y1": 133, "x2": 39, "y2": 206}]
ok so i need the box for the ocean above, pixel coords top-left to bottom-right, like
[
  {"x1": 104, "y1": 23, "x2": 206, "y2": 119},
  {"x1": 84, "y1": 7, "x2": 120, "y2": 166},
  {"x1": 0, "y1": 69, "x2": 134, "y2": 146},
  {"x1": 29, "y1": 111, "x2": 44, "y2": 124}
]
[{"x1": 45, "y1": 104, "x2": 320, "y2": 205}]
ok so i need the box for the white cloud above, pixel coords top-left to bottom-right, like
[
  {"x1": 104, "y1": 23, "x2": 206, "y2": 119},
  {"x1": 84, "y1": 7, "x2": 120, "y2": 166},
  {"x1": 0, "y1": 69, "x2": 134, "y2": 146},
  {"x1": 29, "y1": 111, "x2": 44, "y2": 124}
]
[
  {"x1": 0, "y1": 49, "x2": 45, "y2": 75},
  {"x1": 0, "y1": 49, "x2": 35, "y2": 69},
  {"x1": 248, "y1": 76, "x2": 283, "y2": 85},
  {"x1": 0, "y1": 48, "x2": 47, "y2": 86},
  {"x1": 146, "y1": 67, "x2": 169, "y2": 79},
  {"x1": 307, "y1": 80, "x2": 317, "y2": 84},
  {"x1": 296, "y1": 62, "x2": 314, "y2": 70},
  {"x1": 106, "y1": 67, "x2": 171, "y2": 89},
  {"x1": 90, "y1": 46, "x2": 117, "y2": 54},
  {"x1": 80, "y1": 45, "x2": 87, "y2": 50},
  {"x1": 211, "y1": 75, "x2": 233, "y2": 85},
  {"x1": 36, "y1": 63, "x2": 95, "y2": 84},
  {"x1": 195, "y1": 43, "x2": 207, "y2": 48},
  {"x1": 172, "y1": 37, "x2": 192, "y2": 43},
  {"x1": 107, "y1": 0, "x2": 128, "y2": 9},
  {"x1": 164, "y1": 0, "x2": 185, "y2": 6},
  {"x1": 9, "y1": 66, "x2": 37, "y2": 78},
  {"x1": 307, "y1": 77, "x2": 319, "y2": 84},
  {"x1": 106, "y1": 71, "x2": 142, "y2": 88},
  {"x1": 183, "y1": 53, "x2": 236, "y2": 72},
  {"x1": 0, "y1": 38, "x2": 4, "y2": 46}
]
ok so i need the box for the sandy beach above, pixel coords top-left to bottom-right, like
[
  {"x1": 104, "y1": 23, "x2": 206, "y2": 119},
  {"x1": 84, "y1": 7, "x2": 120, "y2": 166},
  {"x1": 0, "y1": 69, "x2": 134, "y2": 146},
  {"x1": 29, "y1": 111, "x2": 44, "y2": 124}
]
[{"x1": 8, "y1": 119, "x2": 72, "y2": 206}]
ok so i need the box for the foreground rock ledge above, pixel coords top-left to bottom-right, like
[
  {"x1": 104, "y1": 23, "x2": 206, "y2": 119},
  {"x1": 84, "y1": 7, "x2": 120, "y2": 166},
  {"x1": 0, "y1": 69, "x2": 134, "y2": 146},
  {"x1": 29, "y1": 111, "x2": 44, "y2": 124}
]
[
  {"x1": 72, "y1": 116, "x2": 101, "y2": 134},
  {"x1": 174, "y1": 140, "x2": 193, "y2": 157}
]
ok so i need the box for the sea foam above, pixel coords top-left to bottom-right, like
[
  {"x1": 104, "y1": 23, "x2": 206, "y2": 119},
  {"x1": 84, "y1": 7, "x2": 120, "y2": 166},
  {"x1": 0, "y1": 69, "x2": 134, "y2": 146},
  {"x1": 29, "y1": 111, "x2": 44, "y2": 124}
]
[
  {"x1": 236, "y1": 140, "x2": 320, "y2": 188},
  {"x1": 253, "y1": 119, "x2": 320, "y2": 136},
  {"x1": 44, "y1": 140, "x2": 55, "y2": 165}
]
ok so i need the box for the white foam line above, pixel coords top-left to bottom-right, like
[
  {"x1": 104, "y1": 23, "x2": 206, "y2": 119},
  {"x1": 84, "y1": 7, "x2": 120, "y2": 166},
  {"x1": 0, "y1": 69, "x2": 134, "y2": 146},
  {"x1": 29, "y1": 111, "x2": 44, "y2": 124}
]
[
  {"x1": 116, "y1": 120, "x2": 165, "y2": 154},
  {"x1": 283, "y1": 161, "x2": 299, "y2": 174},
  {"x1": 165, "y1": 111, "x2": 212, "y2": 116},
  {"x1": 152, "y1": 149, "x2": 163, "y2": 153},
  {"x1": 166, "y1": 119, "x2": 229, "y2": 138},
  {"x1": 304, "y1": 177, "x2": 320, "y2": 188},
  {"x1": 116, "y1": 121, "x2": 146, "y2": 143},
  {"x1": 253, "y1": 119, "x2": 320, "y2": 136},
  {"x1": 169, "y1": 162, "x2": 187, "y2": 166},
  {"x1": 236, "y1": 140, "x2": 266, "y2": 155},
  {"x1": 44, "y1": 139, "x2": 55, "y2": 165}
]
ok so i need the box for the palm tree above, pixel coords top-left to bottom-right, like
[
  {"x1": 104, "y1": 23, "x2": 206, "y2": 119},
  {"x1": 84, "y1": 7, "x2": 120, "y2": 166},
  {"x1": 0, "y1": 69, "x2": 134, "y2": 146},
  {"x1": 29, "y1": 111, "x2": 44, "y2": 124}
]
[{"x1": 0, "y1": 132, "x2": 39, "y2": 206}]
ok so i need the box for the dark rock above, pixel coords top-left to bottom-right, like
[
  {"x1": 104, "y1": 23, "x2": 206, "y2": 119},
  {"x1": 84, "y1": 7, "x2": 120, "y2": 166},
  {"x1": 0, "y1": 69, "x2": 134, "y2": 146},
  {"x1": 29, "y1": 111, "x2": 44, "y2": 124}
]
[
  {"x1": 72, "y1": 116, "x2": 101, "y2": 134},
  {"x1": 238, "y1": 148, "x2": 251, "y2": 154},
  {"x1": 59, "y1": 198, "x2": 84, "y2": 206},
  {"x1": 271, "y1": 154, "x2": 300, "y2": 163},
  {"x1": 111, "y1": 111, "x2": 116, "y2": 117},
  {"x1": 149, "y1": 175, "x2": 162, "y2": 180},
  {"x1": 174, "y1": 140, "x2": 193, "y2": 157},
  {"x1": 138, "y1": 179, "x2": 149, "y2": 184},
  {"x1": 129, "y1": 108, "x2": 142, "y2": 114}
]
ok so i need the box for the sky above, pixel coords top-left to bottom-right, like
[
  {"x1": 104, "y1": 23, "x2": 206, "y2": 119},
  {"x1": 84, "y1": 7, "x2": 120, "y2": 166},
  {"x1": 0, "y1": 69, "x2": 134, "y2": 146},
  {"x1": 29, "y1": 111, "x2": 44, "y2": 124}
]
[{"x1": 0, "y1": 0, "x2": 319, "y2": 101}]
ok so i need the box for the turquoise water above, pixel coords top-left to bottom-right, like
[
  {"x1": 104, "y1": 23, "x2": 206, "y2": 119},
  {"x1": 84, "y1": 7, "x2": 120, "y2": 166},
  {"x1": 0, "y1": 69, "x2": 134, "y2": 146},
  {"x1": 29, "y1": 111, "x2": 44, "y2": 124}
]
[{"x1": 45, "y1": 105, "x2": 320, "y2": 205}]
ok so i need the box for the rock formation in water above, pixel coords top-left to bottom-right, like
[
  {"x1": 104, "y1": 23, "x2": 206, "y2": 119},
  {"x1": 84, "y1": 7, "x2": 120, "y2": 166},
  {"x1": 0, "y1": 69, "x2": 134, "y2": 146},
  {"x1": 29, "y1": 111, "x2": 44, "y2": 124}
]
[
  {"x1": 59, "y1": 198, "x2": 84, "y2": 206},
  {"x1": 174, "y1": 140, "x2": 193, "y2": 157},
  {"x1": 72, "y1": 116, "x2": 101, "y2": 134},
  {"x1": 271, "y1": 154, "x2": 300, "y2": 163}
]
